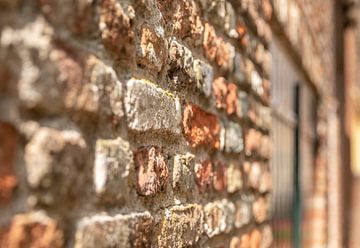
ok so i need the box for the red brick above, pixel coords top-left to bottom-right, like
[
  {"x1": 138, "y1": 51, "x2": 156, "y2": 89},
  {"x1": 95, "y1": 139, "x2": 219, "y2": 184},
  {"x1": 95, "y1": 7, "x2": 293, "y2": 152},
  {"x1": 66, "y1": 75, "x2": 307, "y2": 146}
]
[
  {"x1": 183, "y1": 104, "x2": 220, "y2": 149},
  {"x1": 203, "y1": 23, "x2": 218, "y2": 61},
  {"x1": 0, "y1": 123, "x2": 17, "y2": 205},
  {"x1": 213, "y1": 161, "x2": 227, "y2": 192},
  {"x1": 239, "y1": 233, "x2": 251, "y2": 248},
  {"x1": 250, "y1": 228, "x2": 262, "y2": 248},
  {"x1": 99, "y1": 0, "x2": 134, "y2": 58},
  {"x1": 0, "y1": 213, "x2": 63, "y2": 248},
  {"x1": 212, "y1": 78, "x2": 239, "y2": 116},
  {"x1": 134, "y1": 146, "x2": 169, "y2": 196},
  {"x1": 194, "y1": 160, "x2": 213, "y2": 193},
  {"x1": 261, "y1": 0, "x2": 273, "y2": 21}
]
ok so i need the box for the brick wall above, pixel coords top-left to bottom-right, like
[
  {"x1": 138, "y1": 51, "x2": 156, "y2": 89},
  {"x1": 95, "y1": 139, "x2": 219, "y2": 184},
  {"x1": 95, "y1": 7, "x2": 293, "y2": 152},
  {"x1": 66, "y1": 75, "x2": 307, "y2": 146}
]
[{"x1": 0, "y1": 0, "x2": 274, "y2": 247}]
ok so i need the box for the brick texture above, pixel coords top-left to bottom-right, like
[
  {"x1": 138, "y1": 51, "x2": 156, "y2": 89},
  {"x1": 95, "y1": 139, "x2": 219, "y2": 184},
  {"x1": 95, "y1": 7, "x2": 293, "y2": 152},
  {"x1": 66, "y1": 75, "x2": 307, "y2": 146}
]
[{"x1": 0, "y1": 0, "x2": 273, "y2": 246}]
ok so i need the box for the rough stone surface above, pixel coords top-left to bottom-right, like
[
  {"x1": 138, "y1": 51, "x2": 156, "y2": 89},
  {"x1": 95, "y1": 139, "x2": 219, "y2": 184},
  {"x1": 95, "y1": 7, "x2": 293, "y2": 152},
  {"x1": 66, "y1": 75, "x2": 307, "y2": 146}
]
[
  {"x1": 183, "y1": 104, "x2": 220, "y2": 149},
  {"x1": 24, "y1": 127, "x2": 87, "y2": 205},
  {"x1": 252, "y1": 197, "x2": 269, "y2": 223},
  {"x1": 226, "y1": 163, "x2": 243, "y2": 193},
  {"x1": 158, "y1": 204, "x2": 204, "y2": 247},
  {"x1": 234, "y1": 201, "x2": 251, "y2": 228},
  {"x1": 203, "y1": 199, "x2": 235, "y2": 237},
  {"x1": 194, "y1": 160, "x2": 213, "y2": 193},
  {"x1": 0, "y1": 212, "x2": 63, "y2": 248},
  {"x1": 74, "y1": 212, "x2": 154, "y2": 248},
  {"x1": 134, "y1": 146, "x2": 169, "y2": 196},
  {"x1": 224, "y1": 122, "x2": 244, "y2": 153},
  {"x1": 172, "y1": 153, "x2": 195, "y2": 192},
  {"x1": 125, "y1": 78, "x2": 181, "y2": 134},
  {"x1": 94, "y1": 138, "x2": 132, "y2": 202}
]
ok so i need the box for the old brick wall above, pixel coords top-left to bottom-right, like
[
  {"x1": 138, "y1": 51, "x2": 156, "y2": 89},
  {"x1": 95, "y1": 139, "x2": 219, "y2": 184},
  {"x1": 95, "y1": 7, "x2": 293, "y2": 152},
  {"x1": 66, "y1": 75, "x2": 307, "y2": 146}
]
[{"x1": 0, "y1": 0, "x2": 273, "y2": 247}]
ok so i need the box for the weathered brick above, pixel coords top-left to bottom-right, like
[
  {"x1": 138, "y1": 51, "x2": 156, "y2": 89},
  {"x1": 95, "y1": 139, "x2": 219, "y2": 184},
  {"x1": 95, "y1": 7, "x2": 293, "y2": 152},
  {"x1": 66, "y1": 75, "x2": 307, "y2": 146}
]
[
  {"x1": 204, "y1": 1, "x2": 237, "y2": 37},
  {"x1": 234, "y1": 201, "x2": 251, "y2": 228},
  {"x1": 203, "y1": 199, "x2": 235, "y2": 237},
  {"x1": 94, "y1": 137, "x2": 132, "y2": 202},
  {"x1": 244, "y1": 128, "x2": 262, "y2": 156},
  {"x1": 74, "y1": 212, "x2": 153, "y2": 248},
  {"x1": 203, "y1": 23, "x2": 218, "y2": 61},
  {"x1": 99, "y1": 0, "x2": 134, "y2": 58},
  {"x1": 248, "y1": 161, "x2": 262, "y2": 190},
  {"x1": 261, "y1": 225, "x2": 273, "y2": 248},
  {"x1": 137, "y1": 24, "x2": 167, "y2": 72},
  {"x1": 251, "y1": 69, "x2": 264, "y2": 96},
  {"x1": 233, "y1": 53, "x2": 246, "y2": 84},
  {"x1": 230, "y1": 236, "x2": 241, "y2": 248},
  {"x1": 259, "y1": 168, "x2": 272, "y2": 194},
  {"x1": 168, "y1": 40, "x2": 213, "y2": 96},
  {"x1": 224, "y1": 122, "x2": 243, "y2": 153},
  {"x1": 0, "y1": 212, "x2": 63, "y2": 248},
  {"x1": 239, "y1": 233, "x2": 251, "y2": 248},
  {"x1": 172, "y1": 153, "x2": 195, "y2": 192},
  {"x1": 226, "y1": 162, "x2": 242, "y2": 193},
  {"x1": 157, "y1": 0, "x2": 203, "y2": 41},
  {"x1": 216, "y1": 40, "x2": 235, "y2": 72},
  {"x1": 183, "y1": 103, "x2": 220, "y2": 149},
  {"x1": 24, "y1": 127, "x2": 87, "y2": 204},
  {"x1": 158, "y1": 204, "x2": 204, "y2": 247},
  {"x1": 38, "y1": 0, "x2": 96, "y2": 35},
  {"x1": 213, "y1": 161, "x2": 227, "y2": 192},
  {"x1": 252, "y1": 197, "x2": 269, "y2": 223},
  {"x1": 125, "y1": 78, "x2": 181, "y2": 134},
  {"x1": 0, "y1": 123, "x2": 17, "y2": 204},
  {"x1": 237, "y1": 90, "x2": 249, "y2": 118},
  {"x1": 194, "y1": 160, "x2": 213, "y2": 193},
  {"x1": 86, "y1": 56, "x2": 124, "y2": 119},
  {"x1": 134, "y1": 146, "x2": 168, "y2": 196},
  {"x1": 250, "y1": 228, "x2": 262, "y2": 248},
  {"x1": 213, "y1": 77, "x2": 228, "y2": 109}
]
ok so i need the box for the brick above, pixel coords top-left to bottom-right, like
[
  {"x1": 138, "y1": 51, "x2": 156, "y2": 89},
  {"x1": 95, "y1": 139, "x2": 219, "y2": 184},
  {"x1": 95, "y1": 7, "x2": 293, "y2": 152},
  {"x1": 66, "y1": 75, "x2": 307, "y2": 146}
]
[
  {"x1": 137, "y1": 24, "x2": 167, "y2": 72},
  {"x1": 248, "y1": 161, "x2": 262, "y2": 190},
  {"x1": 158, "y1": 0, "x2": 203, "y2": 41},
  {"x1": 237, "y1": 90, "x2": 249, "y2": 118},
  {"x1": 134, "y1": 146, "x2": 168, "y2": 196},
  {"x1": 0, "y1": 212, "x2": 63, "y2": 248},
  {"x1": 226, "y1": 162, "x2": 242, "y2": 193},
  {"x1": 213, "y1": 77, "x2": 228, "y2": 109},
  {"x1": 213, "y1": 161, "x2": 227, "y2": 192},
  {"x1": 259, "y1": 169, "x2": 272, "y2": 193},
  {"x1": 250, "y1": 228, "x2": 262, "y2": 248},
  {"x1": 203, "y1": 199, "x2": 235, "y2": 237},
  {"x1": 158, "y1": 204, "x2": 204, "y2": 247},
  {"x1": 216, "y1": 40, "x2": 235, "y2": 72},
  {"x1": 74, "y1": 212, "x2": 153, "y2": 248},
  {"x1": 234, "y1": 201, "x2": 251, "y2": 228},
  {"x1": 224, "y1": 122, "x2": 243, "y2": 153},
  {"x1": 252, "y1": 197, "x2": 269, "y2": 223},
  {"x1": 99, "y1": 0, "x2": 134, "y2": 58},
  {"x1": 203, "y1": 23, "x2": 218, "y2": 61},
  {"x1": 262, "y1": 0, "x2": 273, "y2": 21},
  {"x1": 172, "y1": 153, "x2": 195, "y2": 192},
  {"x1": 244, "y1": 128, "x2": 262, "y2": 156},
  {"x1": 94, "y1": 137, "x2": 132, "y2": 202},
  {"x1": 260, "y1": 135, "x2": 272, "y2": 159},
  {"x1": 194, "y1": 160, "x2": 213, "y2": 193},
  {"x1": 230, "y1": 236, "x2": 241, "y2": 248},
  {"x1": 38, "y1": 0, "x2": 96, "y2": 35},
  {"x1": 233, "y1": 53, "x2": 246, "y2": 84},
  {"x1": 261, "y1": 225, "x2": 273, "y2": 248},
  {"x1": 239, "y1": 233, "x2": 251, "y2": 248},
  {"x1": 183, "y1": 103, "x2": 220, "y2": 149},
  {"x1": 251, "y1": 70, "x2": 264, "y2": 97},
  {"x1": 125, "y1": 78, "x2": 181, "y2": 134},
  {"x1": 0, "y1": 123, "x2": 17, "y2": 204},
  {"x1": 206, "y1": 1, "x2": 237, "y2": 37},
  {"x1": 168, "y1": 40, "x2": 213, "y2": 96},
  {"x1": 86, "y1": 56, "x2": 124, "y2": 119},
  {"x1": 24, "y1": 127, "x2": 87, "y2": 205},
  {"x1": 193, "y1": 59, "x2": 213, "y2": 97}
]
